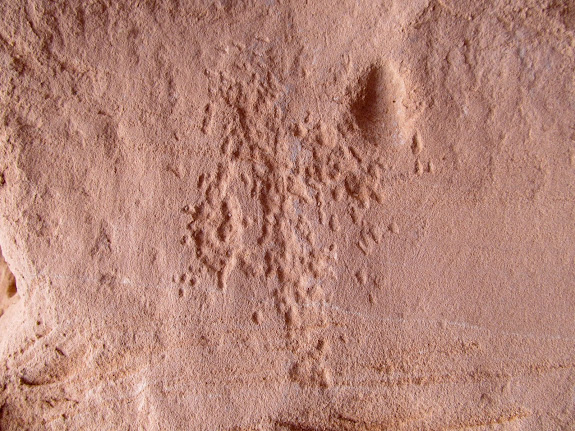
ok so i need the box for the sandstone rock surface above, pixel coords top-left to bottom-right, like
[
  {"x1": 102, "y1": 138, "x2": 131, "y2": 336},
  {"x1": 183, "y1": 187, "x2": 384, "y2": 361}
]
[{"x1": 0, "y1": 1, "x2": 574, "y2": 429}]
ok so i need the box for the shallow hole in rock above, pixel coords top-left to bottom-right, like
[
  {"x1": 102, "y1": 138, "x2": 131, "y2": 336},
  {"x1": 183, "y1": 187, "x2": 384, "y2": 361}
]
[
  {"x1": 0, "y1": 246, "x2": 18, "y2": 316},
  {"x1": 6, "y1": 276, "x2": 17, "y2": 298}
]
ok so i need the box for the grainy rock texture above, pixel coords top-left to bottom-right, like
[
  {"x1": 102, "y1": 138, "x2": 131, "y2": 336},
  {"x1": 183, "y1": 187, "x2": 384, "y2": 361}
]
[{"x1": 0, "y1": 1, "x2": 574, "y2": 430}]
